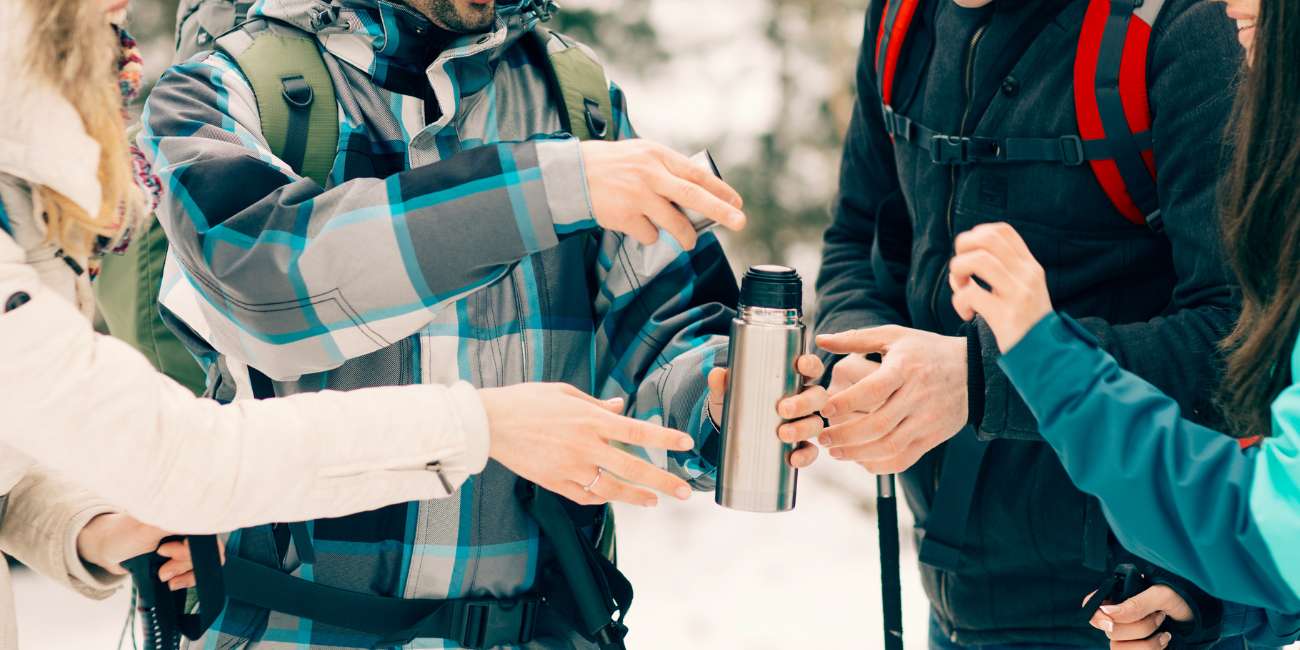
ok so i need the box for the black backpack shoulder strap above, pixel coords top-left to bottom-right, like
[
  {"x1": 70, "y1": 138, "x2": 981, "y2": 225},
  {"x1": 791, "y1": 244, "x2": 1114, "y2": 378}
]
[
  {"x1": 522, "y1": 27, "x2": 616, "y2": 141},
  {"x1": 215, "y1": 19, "x2": 340, "y2": 186}
]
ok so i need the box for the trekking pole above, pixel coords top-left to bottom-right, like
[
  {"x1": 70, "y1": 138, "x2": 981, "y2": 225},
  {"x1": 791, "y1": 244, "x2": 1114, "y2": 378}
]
[{"x1": 878, "y1": 474, "x2": 904, "y2": 650}]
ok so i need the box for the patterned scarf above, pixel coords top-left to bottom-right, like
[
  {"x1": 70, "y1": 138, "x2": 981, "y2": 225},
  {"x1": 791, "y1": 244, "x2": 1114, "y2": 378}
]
[{"x1": 93, "y1": 25, "x2": 157, "y2": 266}]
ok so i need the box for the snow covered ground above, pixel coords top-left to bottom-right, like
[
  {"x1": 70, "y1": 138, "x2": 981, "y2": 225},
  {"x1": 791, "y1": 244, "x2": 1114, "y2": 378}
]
[{"x1": 12, "y1": 461, "x2": 933, "y2": 648}]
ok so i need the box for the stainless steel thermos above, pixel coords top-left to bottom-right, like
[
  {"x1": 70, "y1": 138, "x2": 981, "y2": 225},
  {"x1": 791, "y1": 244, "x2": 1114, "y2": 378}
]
[{"x1": 715, "y1": 265, "x2": 805, "y2": 513}]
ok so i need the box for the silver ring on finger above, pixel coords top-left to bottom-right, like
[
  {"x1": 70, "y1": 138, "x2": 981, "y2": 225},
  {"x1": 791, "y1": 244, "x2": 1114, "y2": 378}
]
[{"x1": 582, "y1": 467, "x2": 606, "y2": 493}]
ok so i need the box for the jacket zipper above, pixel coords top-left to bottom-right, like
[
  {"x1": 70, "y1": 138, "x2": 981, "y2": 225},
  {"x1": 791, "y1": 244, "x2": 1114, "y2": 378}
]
[
  {"x1": 510, "y1": 266, "x2": 530, "y2": 382},
  {"x1": 929, "y1": 20, "x2": 990, "y2": 326}
]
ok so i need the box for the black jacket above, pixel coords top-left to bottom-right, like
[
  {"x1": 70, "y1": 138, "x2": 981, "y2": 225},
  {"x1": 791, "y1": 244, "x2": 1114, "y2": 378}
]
[{"x1": 815, "y1": 0, "x2": 1242, "y2": 645}]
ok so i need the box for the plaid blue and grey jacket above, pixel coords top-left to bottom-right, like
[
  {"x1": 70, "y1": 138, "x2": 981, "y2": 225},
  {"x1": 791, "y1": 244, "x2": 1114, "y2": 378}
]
[{"x1": 141, "y1": 1, "x2": 738, "y2": 647}]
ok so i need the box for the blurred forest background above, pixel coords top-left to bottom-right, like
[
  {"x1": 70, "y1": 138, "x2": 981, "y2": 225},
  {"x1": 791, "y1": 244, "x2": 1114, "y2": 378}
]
[{"x1": 124, "y1": 0, "x2": 869, "y2": 276}]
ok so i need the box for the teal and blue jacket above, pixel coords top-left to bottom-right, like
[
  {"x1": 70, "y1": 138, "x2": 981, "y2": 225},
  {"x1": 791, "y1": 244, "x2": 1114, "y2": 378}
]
[{"x1": 999, "y1": 311, "x2": 1300, "y2": 640}]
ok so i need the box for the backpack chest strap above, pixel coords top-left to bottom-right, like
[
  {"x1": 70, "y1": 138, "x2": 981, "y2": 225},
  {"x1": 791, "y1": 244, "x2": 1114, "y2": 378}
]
[{"x1": 882, "y1": 106, "x2": 1152, "y2": 167}]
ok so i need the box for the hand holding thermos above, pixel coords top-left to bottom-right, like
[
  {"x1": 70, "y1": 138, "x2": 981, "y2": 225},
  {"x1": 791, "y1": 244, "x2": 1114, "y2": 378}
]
[{"x1": 708, "y1": 266, "x2": 827, "y2": 512}]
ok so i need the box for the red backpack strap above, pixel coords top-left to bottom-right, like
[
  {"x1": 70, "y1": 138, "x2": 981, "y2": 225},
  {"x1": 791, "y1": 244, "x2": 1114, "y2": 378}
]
[
  {"x1": 876, "y1": 0, "x2": 924, "y2": 107},
  {"x1": 1075, "y1": 0, "x2": 1168, "y2": 230}
]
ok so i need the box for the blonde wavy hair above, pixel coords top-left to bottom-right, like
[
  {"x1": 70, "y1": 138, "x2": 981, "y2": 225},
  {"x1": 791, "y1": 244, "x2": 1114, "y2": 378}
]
[{"x1": 24, "y1": 0, "x2": 134, "y2": 257}]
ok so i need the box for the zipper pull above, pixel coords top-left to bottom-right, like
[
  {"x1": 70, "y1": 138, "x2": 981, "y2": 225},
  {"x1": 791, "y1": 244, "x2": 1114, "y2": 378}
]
[{"x1": 53, "y1": 249, "x2": 85, "y2": 276}]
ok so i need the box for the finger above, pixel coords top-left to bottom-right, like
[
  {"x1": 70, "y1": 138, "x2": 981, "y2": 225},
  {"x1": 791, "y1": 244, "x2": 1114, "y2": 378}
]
[
  {"x1": 821, "y1": 392, "x2": 907, "y2": 448},
  {"x1": 597, "y1": 447, "x2": 693, "y2": 500},
  {"x1": 788, "y1": 441, "x2": 819, "y2": 468},
  {"x1": 779, "y1": 414, "x2": 825, "y2": 443},
  {"x1": 822, "y1": 363, "x2": 904, "y2": 418},
  {"x1": 779, "y1": 385, "x2": 828, "y2": 419},
  {"x1": 949, "y1": 272, "x2": 977, "y2": 321},
  {"x1": 642, "y1": 194, "x2": 699, "y2": 251},
  {"x1": 557, "y1": 482, "x2": 609, "y2": 507},
  {"x1": 649, "y1": 169, "x2": 745, "y2": 233},
  {"x1": 1090, "y1": 610, "x2": 1116, "y2": 633},
  {"x1": 795, "y1": 354, "x2": 825, "y2": 381},
  {"x1": 1107, "y1": 612, "x2": 1168, "y2": 642},
  {"x1": 708, "y1": 367, "x2": 728, "y2": 401},
  {"x1": 588, "y1": 473, "x2": 661, "y2": 507},
  {"x1": 950, "y1": 283, "x2": 1000, "y2": 323},
  {"x1": 829, "y1": 427, "x2": 907, "y2": 463},
  {"x1": 815, "y1": 325, "x2": 907, "y2": 355},
  {"x1": 619, "y1": 213, "x2": 660, "y2": 246},
  {"x1": 954, "y1": 224, "x2": 1020, "y2": 262},
  {"x1": 599, "y1": 413, "x2": 695, "y2": 452},
  {"x1": 1111, "y1": 633, "x2": 1171, "y2": 650},
  {"x1": 1102, "y1": 586, "x2": 1180, "y2": 624},
  {"x1": 973, "y1": 222, "x2": 1034, "y2": 260},
  {"x1": 168, "y1": 574, "x2": 196, "y2": 592},
  {"x1": 155, "y1": 540, "x2": 187, "y2": 559},
  {"x1": 858, "y1": 428, "x2": 933, "y2": 474},
  {"x1": 655, "y1": 145, "x2": 745, "y2": 212},
  {"x1": 949, "y1": 251, "x2": 1016, "y2": 294},
  {"x1": 563, "y1": 384, "x2": 626, "y2": 413},
  {"x1": 158, "y1": 557, "x2": 194, "y2": 583}
]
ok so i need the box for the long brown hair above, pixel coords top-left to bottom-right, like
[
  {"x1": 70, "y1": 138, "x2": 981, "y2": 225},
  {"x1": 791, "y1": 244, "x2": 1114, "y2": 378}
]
[
  {"x1": 22, "y1": 0, "x2": 134, "y2": 257},
  {"x1": 1219, "y1": 0, "x2": 1300, "y2": 438}
]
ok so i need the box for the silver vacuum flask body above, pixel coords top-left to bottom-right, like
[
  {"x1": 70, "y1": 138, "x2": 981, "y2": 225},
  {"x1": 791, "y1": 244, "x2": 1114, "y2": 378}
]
[{"x1": 716, "y1": 265, "x2": 805, "y2": 513}]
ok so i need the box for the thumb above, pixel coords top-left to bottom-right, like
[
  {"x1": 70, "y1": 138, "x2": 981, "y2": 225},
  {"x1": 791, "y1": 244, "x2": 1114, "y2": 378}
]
[
  {"x1": 1101, "y1": 586, "x2": 1180, "y2": 624},
  {"x1": 816, "y1": 325, "x2": 906, "y2": 355},
  {"x1": 707, "y1": 367, "x2": 728, "y2": 398}
]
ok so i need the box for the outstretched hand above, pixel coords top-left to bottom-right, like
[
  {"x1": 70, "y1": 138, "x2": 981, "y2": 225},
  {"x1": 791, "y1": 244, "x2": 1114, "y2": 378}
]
[
  {"x1": 481, "y1": 383, "x2": 696, "y2": 508},
  {"x1": 948, "y1": 222, "x2": 1054, "y2": 352}
]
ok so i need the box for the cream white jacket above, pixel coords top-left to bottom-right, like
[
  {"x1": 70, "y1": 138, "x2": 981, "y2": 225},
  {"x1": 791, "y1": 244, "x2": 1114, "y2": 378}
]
[{"x1": 0, "y1": 2, "x2": 489, "y2": 645}]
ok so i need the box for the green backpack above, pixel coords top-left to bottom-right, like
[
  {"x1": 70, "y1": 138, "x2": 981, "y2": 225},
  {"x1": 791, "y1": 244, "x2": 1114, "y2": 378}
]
[{"x1": 96, "y1": 5, "x2": 616, "y2": 398}]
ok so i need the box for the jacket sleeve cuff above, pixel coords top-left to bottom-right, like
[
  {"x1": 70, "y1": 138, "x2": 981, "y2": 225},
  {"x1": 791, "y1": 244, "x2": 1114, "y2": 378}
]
[
  {"x1": 974, "y1": 315, "x2": 1059, "y2": 441},
  {"x1": 444, "y1": 382, "x2": 491, "y2": 477},
  {"x1": 63, "y1": 506, "x2": 126, "y2": 595},
  {"x1": 536, "y1": 138, "x2": 598, "y2": 237}
]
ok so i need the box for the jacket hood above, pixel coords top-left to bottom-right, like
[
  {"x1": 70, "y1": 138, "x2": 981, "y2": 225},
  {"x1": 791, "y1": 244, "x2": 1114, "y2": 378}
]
[
  {"x1": 251, "y1": 0, "x2": 553, "y2": 94},
  {"x1": 0, "y1": 1, "x2": 104, "y2": 218}
]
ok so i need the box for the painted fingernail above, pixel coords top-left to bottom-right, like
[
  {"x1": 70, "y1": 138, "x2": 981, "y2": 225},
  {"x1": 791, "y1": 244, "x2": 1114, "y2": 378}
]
[
  {"x1": 675, "y1": 486, "x2": 692, "y2": 500},
  {"x1": 1159, "y1": 632, "x2": 1171, "y2": 647},
  {"x1": 1100, "y1": 619, "x2": 1113, "y2": 633},
  {"x1": 829, "y1": 448, "x2": 843, "y2": 459},
  {"x1": 1100, "y1": 605, "x2": 1120, "y2": 615}
]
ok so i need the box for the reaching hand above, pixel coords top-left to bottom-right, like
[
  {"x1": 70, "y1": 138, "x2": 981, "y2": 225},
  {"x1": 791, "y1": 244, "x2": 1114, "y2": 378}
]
[
  {"x1": 814, "y1": 326, "x2": 968, "y2": 474},
  {"x1": 1085, "y1": 585, "x2": 1193, "y2": 650},
  {"x1": 581, "y1": 139, "x2": 747, "y2": 250},
  {"x1": 481, "y1": 383, "x2": 696, "y2": 508},
  {"x1": 705, "y1": 354, "x2": 828, "y2": 469},
  {"x1": 948, "y1": 222, "x2": 1054, "y2": 352},
  {"x1": 153, "y1": 538, "x2": 227, "y2": 591},
  {"x1": 75, "y1": 513, "x2": 169, "y2": 576}
]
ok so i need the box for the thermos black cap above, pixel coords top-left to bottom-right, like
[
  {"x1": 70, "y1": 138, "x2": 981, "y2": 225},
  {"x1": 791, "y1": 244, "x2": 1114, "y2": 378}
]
[{"x1": 740, "y1": 265, "x2": 802, "y2": 310}]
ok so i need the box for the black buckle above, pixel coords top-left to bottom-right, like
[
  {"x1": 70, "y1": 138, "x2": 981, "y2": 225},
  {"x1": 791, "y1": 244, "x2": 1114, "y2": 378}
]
[
  {"x1": 1059, "y1": 135, "x2": 1086, "y2": 166},
  {"x1": 281, "y1": 75, "x2": 314, "y2": 110},
  {"x1": 583, "y1": 98, "x2": 609, "y2": 139},
  {"x1": 880, "y1": 106, "x2": 916, "y2": 141},
  {"x1": 929, "y1": 135, "x2": 1001, "y2": 165},
  {"x1": 455, "y1": 597, "x2": 540, "y2": 649}
]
